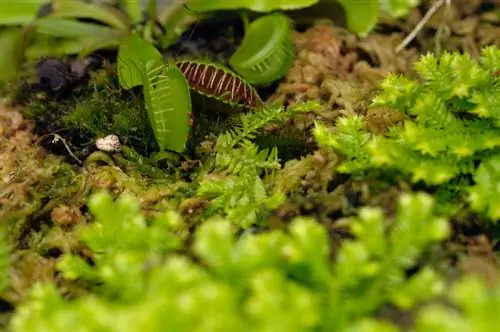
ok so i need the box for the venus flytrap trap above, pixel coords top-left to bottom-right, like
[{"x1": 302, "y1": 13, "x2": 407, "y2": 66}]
[{"x1": 117, "y1": 34, "x2": 191, "y2": 154}]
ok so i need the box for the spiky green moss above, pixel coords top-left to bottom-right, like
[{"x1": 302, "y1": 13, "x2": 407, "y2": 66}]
[
  {"x1": 313, "y1": 46, "x2": 500, "y2": 222},
  {"x1": 10, "y1": 190, "x2": 458, "y2": 332}
]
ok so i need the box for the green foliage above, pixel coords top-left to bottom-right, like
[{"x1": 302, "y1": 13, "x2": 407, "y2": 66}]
[
  {"x1": 142, "y1": 62, "x2": 191, "y2": 153},
  {"x1": 117, "y1": 34, "x2": 191, "y2": 153},
  {"x1": 188, "y1": 0, "x2": 320, "y2": 12},
  {"x1": 197, "y1": 106, "x2": 288, "y2": 227},
  {"x1": 49, "y1": 0, "x2": 131, "y2": 31},
  {"x1": 187, "y1": 0, "x2": 419, "y2": 36},
  {"x1": 0, "y1": 0, "x2": 46, "y2": 25},
  {"x1": 56, "y1": 191, "x2": 183, "y2": 300},
  {"x1": 0, "y1": 27, "x2": 24, "y2": 83},
  {"x1": 337, "y1": 0, "x2": 380, "y2": 37},
  {"x1": 467, "y1": 154, "x2": 500, "y2": 221},
  {"x1": 313, "y1": 115, "x2": 372, "y2": 173},
  {"x1": 338, "y1": 0, "x2": 420, "y2": 36},
  {"x1": 60, "y1": 91, "x2": 151, "y2": 149},
  {"x1": 380, "y1": 0, "x2": 421, "y2": 18},
  {"x1": 197, "y1": 102, "x2": 319, "y2": 227},
  {"x1": 229, "y1": 12, "x2": 295, "y2": 85},
  {"x1": 0, "y1": 229, "x2": 10, "y2": 293},
  {"x1": 314, "y1": 46, "x2": 500, "y2": 220},
  {"x1": 10, "y1": 191, "x2": 454, "y2": 331},
  {"x1": 117, "y1": 34, "x2": 163, "y2": 89},
  {"x1": 414, "y1": 276, "x2": 500, "y2": 332}
]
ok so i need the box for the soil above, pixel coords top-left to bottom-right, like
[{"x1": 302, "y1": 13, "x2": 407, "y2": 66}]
[{"x1": 0, "y1": 0, "x2": 499, "y2": 329}]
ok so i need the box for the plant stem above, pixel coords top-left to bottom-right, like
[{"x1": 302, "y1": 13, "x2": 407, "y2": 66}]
[{"x1": 239, "y1": 10, "x2": 250, "y2": 32}]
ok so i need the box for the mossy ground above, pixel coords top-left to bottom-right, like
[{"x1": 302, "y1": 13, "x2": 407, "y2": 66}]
[{"x1": 0, "y1": 0, "x2": 499, "y2": 329}]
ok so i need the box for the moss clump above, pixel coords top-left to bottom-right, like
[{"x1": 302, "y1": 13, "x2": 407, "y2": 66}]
[
  {"x1": 16, "y1": 67, "x2": 154, "y2": 158},
  {"x1": 314, "y1": 46, "x2": 500, "y2": 222}
]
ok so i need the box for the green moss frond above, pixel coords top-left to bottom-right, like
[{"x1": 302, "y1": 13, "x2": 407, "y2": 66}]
[{"x1": 11, "y1": 191, "x2": 453, "y2": 331}]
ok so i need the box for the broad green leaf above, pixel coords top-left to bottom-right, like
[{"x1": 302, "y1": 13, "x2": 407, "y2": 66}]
[
  {"x1": 0, "y1": 0, "x2": 47, "y2": 25},
  {"x1": 31, "y1": 17, "x2": 126, "y2": 39},
  {"x1": 143, "y1": 61, "x2": 191, "y2": 153},
  {"x1": 337, "y1": 0, "x2": 380, "y2": 36},
  {"x1": 187, "y1": 0, "x2": 320, "y2": 12},
  {"x1": 117, "y1": 34, "x2": 163, "y2": 89},
  {"x1": 229, "y1": 13, "x2": 295, "y2": 85},
  {"x1": 381, "y1": 0, "x2": 420, "y2": 18},
  {"x1": 158, "y1": 0, "x2": 204, "y2": 48},
  {"x1": 25, "y1": 36, "x2": 123, "y2": 59},
  {"x1": 0, "y1": 27, "x2": 24, "y2": 83},
  {"x1": 52, "y1": 0, "x2": 131, "y2": 31},
  {"x1": 121, "y1": 0, "x2": 143, "y2": 24}
]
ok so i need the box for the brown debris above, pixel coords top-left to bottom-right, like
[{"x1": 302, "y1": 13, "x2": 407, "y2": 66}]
[
  {"x1": 0, "y1": 102, "x2": 39, "y2": 221},
  {"x1": 364, "y1": 107, "x2": 406, "y2": 134},
  {"x1": 51, "y1": 204, "x2": 84, "y2": 227},
  {"x1": 270, "y1": 21, "x2": 419, "y2": 118},
  {"x1": 459, "y1": 234, "x2": 499, "y2": 287}
]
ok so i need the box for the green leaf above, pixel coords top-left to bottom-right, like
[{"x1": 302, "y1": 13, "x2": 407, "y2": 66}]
[
  {"x1": 26, "y1": 18, "x2": 126, "y2": 57},
  {"x1": 0, "y1": 229, "x2": 10, "y2": 292},
  {"x1": 31, "y1": 17, "x2": 126, "y2": 39},
  {"x1": 26, "y1": 35, "x2": 122, "y2": 59},
  {"x1": 187, "y1": 0, "x2": 320, "y2": 12},
  {"x1": 0, "y1": 0, "x2": 46, "y2": 25},
  {"x1": 0, "y1": 28, "x2": 24, "y2": 83},
  {"x1": 229, "y1": 13, "x2": 295, "y2": 85},
  {"x1": 381, "y1": 0, "x2": 421, "y2": 18},
  {"x1": 52, "y1": 0, "x2": 131, "y2": 31},
  {"x1": 117, "y1": 33, "x2": 163, "y2": 89},
  {"x1": 337, "y1": 0, "x2": 380, "y2": 36},
  {"x1": 142, "y1": 62, "x2": 191, "y2": 153},
  {"x1": 122, "y1": 0, "x2": 143, "y2": 24},
  {"x1": 468, "y1": 155, "x2": 500, "y2": 221}
]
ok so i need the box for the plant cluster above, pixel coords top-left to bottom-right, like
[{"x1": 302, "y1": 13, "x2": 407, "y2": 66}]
[
  {"x1": 314, "y1": 46, "x2": 500, "y2": 221},
  {"x1": 196, "y1": 101, "x2": 320, "y2": 227},
  {"x1": 0, "y1": 0, "x2": 422, "y2": 159},
  {"x1": 12, "y1": 189, "x2": 496, "y2": 332}
]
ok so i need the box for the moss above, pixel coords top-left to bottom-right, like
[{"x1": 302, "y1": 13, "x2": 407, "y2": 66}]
[{"x1": 14, "y1": 67, "x2": 154, "y2": 158}]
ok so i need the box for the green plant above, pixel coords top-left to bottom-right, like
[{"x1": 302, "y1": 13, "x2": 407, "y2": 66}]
[
  {"x1": 0, "y1": 0, "x2": 422, "y2": 84},
  {"x1": 414, "y1": 275, "x2": 500, "y2": 332},
  {"x1": 229, "y1": 12, "x2": 295, "y2": 85},
  {"x1": 314, "y1": 46, "x2": 500, "y2": 221},
  {"x1": 0, "y1": 0, "x2": 188, "y2": 83},
  {"x1": 188, "y1": 0, "x2": 420, "y2": 37},
  {"x1": 117, "y1": 33, "x2": 192, "y2": 154},
  {"x1": 175, "y1": 59, "x2": 263, "y2": 109},
  {"x1": 188, "y1": 0, "x2": 321, "y2": 12},
  {"x1": 338, "y1": 0, "x2": 420, "y2": 36},
  {"x1": 10, "y1": 190, "x2": 452, "y2": 331},
  {"x1": 0, "y1": 229, "x2": 10, "y2": 293}
]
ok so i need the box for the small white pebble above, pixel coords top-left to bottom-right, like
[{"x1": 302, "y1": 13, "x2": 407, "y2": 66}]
[{"x1": 96, "y1": 134, "x2": 122, "y2": 152}]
